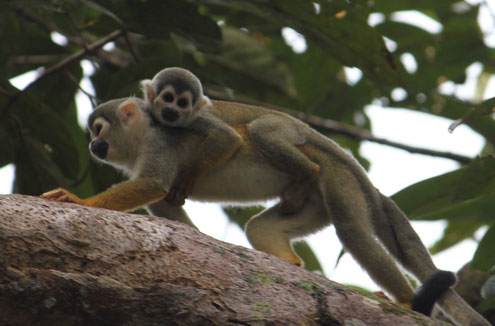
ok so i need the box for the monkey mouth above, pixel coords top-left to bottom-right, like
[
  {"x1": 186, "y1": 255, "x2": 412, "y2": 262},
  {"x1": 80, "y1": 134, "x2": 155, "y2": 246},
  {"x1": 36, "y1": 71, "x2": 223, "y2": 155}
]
[
  {"x1": 161, "y1": 107, "x2": 180, "y2": 122},
  {"x1": 90, "y1": 139, "x2": 109, "y2": 159}
]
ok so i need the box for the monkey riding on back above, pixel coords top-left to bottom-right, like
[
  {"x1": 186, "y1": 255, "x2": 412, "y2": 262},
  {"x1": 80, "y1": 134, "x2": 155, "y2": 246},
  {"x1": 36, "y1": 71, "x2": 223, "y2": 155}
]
[{"x1": 42, "y1": 68, "x2": 491, "y2": 326}]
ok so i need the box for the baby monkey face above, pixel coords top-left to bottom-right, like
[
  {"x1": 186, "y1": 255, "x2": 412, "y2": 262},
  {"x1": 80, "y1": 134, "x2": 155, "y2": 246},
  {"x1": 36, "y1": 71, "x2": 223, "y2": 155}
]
[{"x1": 152, "y1": 85, "x2": 196, "y2": 127}]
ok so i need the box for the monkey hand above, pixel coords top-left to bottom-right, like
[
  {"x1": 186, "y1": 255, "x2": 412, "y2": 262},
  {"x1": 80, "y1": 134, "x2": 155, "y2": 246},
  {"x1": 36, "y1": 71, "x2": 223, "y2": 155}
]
[
  {"x1": 165, "y1": 168, "x2": 197, "y2": 206},
  {"x1": 40, "y1": 188, "x2": 86, "y2": 206}
]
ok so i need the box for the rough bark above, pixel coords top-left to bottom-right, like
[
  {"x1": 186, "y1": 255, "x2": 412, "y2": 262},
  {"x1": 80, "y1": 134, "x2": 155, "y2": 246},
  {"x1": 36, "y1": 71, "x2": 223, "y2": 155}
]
[{"x1": 0, "y1": 194, "x2": 451, "y2": 326}]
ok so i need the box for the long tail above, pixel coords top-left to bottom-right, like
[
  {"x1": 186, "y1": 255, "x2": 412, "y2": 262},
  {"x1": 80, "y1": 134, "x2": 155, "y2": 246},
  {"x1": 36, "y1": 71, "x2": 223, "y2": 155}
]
[
  {"x1": 412, "y1": 271, "x2": 457, "y2": 316},
  {"x1": 380, "y1": 194, "x2": 491, "y2": 326},
  {"x1": 310, "y1": 134, "x2": 490, "y2": 325}
]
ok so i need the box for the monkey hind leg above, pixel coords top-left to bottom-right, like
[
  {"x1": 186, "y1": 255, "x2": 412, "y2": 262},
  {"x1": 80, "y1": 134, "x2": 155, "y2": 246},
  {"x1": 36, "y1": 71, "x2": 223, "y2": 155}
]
[
  {"x1": 245, "y1": 192, "x2": 328, "y2": 267},
  {"x1": 247, "y1": 116, "x2": 319, "y2": 214},
  {"x1": 319, "y1": 165, "x2": 415, "y2": 303},
  {"x1": 334, "y1": 221, "x2": 416, "y2": 303},
  {"x1": 376, "y1": 194, "x2": 438, "y2": 282}
]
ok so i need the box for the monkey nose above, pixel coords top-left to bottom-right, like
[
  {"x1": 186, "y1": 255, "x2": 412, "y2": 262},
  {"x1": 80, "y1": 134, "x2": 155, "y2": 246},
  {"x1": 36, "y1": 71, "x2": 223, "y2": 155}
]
[
  {"x1": 161, "y1": 107, "x2": 180, "y2": 122},
  {"x1": 90, "y1": 139, "x2": 109, "y2": 159}
]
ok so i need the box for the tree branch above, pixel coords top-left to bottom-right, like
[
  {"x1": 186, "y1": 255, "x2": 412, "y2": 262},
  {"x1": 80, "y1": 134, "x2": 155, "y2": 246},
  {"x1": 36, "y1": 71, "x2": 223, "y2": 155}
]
[
  {"x1": 1, "y1": 30, "x2": 124, "y2": 120},
  {"x1": 0, "y1": 194, "x2": 450, "y2": 326},
  {"x1": 300, "y1": 113, "x2": 473, "y2": 165},
  {"x1": 14, "y1": 7, "x2": 130, "y2": 67}
]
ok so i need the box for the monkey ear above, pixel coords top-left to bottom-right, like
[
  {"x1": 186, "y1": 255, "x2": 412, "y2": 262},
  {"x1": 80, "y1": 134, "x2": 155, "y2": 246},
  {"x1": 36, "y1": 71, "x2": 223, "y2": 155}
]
[
  {"x1": 118, "y1": 100, "x2": 142, "y2": 126},
  {"x1": 140, "y1": 80, "x2": 155, "y2": 104},
  {"x1": 193, "y1": 95, "x2": 212, "y2": 113}
]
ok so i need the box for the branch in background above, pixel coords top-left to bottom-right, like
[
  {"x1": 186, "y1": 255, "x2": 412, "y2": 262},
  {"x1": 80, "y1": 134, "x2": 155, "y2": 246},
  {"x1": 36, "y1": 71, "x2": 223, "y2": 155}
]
[
  {"x1": 14, "y1": 7, "x2": 130, "y2": 67},
  {"x1": 301, "y1": 113, "x2": 473, "y2": 165},
  {"x1": 63, "y1": 69, "x2": 98, "y2": 107},
  {"x1": 207, "y1": 91, "x2": 473, "y2": 165},
  {"x1": 1, "y1": 30, "x2": 124, "y2": 119}
]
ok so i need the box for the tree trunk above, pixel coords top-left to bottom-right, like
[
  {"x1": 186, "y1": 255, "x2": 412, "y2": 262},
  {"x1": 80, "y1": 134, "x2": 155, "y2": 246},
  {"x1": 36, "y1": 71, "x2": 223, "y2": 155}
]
[{"x1": 0, "y1": 194, "x2": 450, "y2": 326}]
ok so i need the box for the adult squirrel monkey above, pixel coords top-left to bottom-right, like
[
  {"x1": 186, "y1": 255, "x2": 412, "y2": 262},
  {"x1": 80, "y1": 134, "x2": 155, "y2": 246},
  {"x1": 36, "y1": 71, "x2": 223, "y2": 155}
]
[
  {"x1": 140, "y1": 67, "x2": 319, "y2": 213},
  {"x1": 41, "y1": 97, "x2": 489, "y2": 326}
]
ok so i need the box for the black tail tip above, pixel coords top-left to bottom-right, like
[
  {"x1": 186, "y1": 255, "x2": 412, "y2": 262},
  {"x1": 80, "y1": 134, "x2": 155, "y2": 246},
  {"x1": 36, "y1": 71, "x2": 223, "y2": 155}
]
[{"x1": 412, "y1": 271, "x2": 457, "y2": 316}]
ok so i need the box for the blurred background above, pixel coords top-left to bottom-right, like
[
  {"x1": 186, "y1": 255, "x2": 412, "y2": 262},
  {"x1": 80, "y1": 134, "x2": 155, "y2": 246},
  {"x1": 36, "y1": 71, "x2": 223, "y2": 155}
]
[{"x1": 1, "y1": 0, "x2": 494, "y2": 319}]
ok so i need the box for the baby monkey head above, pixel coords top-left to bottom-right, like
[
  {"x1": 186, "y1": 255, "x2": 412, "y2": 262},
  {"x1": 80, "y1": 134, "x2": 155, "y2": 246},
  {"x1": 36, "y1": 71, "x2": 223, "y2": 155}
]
[
  {"x1": 141, "y1": 67, "x2": 211, "y2": 127},
  {"x1": 87, "y1": 97, "x2": 148, "y2": 169}
]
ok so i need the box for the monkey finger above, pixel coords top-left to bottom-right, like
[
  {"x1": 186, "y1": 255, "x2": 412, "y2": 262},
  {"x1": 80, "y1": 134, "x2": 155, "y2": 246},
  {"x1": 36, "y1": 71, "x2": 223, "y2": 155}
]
[
  {"x1": 58, "y1": 194, "x2": 74, "y2": 203},
  {"x1": 40, "y1": 188, "x2": 68, "y2": 200}
]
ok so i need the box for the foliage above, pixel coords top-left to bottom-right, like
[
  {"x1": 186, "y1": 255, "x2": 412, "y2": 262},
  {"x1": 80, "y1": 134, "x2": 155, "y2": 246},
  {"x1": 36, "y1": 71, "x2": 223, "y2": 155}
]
[{"x1": 1, "y1": 0, "x2": 494, "y2": 277}]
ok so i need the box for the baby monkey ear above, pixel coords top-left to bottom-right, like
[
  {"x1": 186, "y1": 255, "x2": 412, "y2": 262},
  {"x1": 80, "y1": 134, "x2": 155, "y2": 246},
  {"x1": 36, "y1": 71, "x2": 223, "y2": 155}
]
[
  {"x1": 117, "y1": 100, "x2": 142, "y2": 126},
  {"x1": 140, "y1": 79, "x2": 155, "y2": 104}
]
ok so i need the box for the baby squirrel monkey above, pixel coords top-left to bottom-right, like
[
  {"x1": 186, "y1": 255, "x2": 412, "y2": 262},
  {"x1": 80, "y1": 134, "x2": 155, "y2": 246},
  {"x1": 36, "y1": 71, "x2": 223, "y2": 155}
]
[
  {"x1": 140, "y1": 67, "x2": 319, "y2": 213},
  {"x1": 41, "y1": 96, "x2": 489, "y2": 326}
]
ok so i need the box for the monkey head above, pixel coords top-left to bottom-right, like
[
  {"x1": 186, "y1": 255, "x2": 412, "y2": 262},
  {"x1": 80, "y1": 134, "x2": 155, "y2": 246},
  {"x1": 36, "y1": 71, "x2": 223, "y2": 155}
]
[
  {"x1": 141, "y1": 67, "x2": 211, "y2": 127},
  {"x1": 87, "y1": 97, "x2": 148, "y2": 170}
]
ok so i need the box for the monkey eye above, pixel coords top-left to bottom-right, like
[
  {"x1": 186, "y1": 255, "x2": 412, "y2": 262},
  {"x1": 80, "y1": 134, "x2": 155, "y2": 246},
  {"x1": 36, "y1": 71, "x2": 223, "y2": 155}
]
[
  {"x1": 177, "y1": 98, "x2": 188, "y2": 108},
  {"x1": 163, "y1": 93, "x2": 174, "y2": 103},
  {"x1": 93, "y1": 123, "x2": 103, "y2": 136}
]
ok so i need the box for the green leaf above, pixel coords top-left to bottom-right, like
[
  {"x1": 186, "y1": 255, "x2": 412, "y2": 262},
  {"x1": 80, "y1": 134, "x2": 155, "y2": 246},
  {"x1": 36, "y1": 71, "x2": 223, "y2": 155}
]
[
  {"x1": 0, "y1": 9, "x2": 69, "y2": 78},
  {"x1": 90, "y1": 0, "x2": 222, "y2": 52},
  {"x1": 192, "y1": 27, "x2": 295, "y2": 99},
  {"x1": 392, "y1": 168, "x2": 463, "y2": 218},
  {"x1": 436, "y1": 5, "x2": 488, "y2": 84},
  {"x1": 290, "y1": 0, "x2": 405, "y2": 86},
  {"x1": 0, "y1": 79, "x2": 80, "y2": 187},
  {"x1": 449, "y1": 96, "x2": 495, "y2": 133},
  {"x1": 392, "y1": 94, "x2": 495, "y2": 147},
  {"x1": 472, "y1": 224, "x2": 495, "y2": 271},
  {"x1": 392, "y1": 157, "x2": 495, "y2": 228},
  {"x1": 210, "y1": 0, "x2": 406, "y2": 86},
  {"x1": 13, "y1": 130, "x2": 66, "y2": 195},
  {"x1": 453, "y1": 156, "x2": 495, "y2": 202},
  {"x1": 430, "y1": 219, "x2": 486, "y2": 254},
  {"x1": 370, "y1": 0, "x2": 455, "y2": 13}
]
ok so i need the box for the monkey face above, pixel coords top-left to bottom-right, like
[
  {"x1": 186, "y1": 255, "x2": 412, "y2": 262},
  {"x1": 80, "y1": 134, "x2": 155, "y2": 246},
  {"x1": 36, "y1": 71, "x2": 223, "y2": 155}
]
[
  {"x1": 151, "y1": 85, "x2": 197, "y2": 128},
  {"x1": 88, "y1": 116, "x2": 111, "y2": 160},
  {"x1": 88, "y1": 98, "x2": 147, "y2": 168}
]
